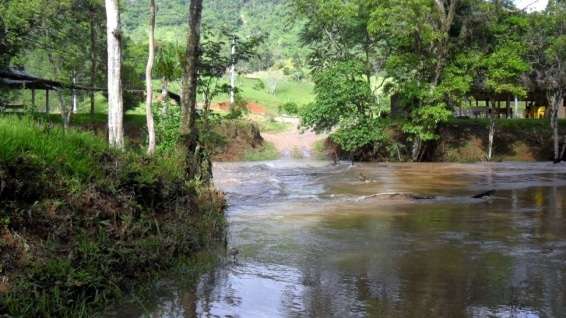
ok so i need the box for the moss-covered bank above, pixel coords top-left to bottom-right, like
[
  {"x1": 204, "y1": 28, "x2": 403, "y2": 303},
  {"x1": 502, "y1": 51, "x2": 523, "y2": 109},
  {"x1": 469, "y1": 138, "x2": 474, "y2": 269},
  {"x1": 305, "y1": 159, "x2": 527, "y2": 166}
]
[{"x1": 0, "y1": 116, "x2": 225, "y2": 317}]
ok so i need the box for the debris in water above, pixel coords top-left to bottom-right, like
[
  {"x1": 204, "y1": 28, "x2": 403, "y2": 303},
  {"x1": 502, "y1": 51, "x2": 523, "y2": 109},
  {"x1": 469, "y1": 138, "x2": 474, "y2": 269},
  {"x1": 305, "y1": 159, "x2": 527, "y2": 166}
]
[{"x1": 472, "y1": 190, "x2": 496, "y2": 199}]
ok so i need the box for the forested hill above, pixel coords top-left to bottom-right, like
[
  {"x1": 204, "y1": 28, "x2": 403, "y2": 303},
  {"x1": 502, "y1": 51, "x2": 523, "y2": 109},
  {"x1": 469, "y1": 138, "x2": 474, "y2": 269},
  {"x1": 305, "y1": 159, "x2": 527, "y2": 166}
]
[{"x1": 122, "y1": 0, "x2": 306, "y2": 70}]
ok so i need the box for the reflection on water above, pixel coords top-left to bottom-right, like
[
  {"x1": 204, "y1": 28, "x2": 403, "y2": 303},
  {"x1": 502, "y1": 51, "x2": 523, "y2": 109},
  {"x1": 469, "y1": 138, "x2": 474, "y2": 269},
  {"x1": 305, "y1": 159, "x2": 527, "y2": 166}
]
[{"x1": 110, "y1": 161, "x2": 566, "y2": 318}]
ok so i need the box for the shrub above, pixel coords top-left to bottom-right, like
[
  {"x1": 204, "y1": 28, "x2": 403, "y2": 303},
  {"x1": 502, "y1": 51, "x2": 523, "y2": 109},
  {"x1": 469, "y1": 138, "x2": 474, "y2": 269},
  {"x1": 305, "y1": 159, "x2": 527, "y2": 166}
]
[
  {"x1": 278, "y1": 102, "x2": 299, "y2": 115},
  {"x1": 153, "y1": 103, "x2": 181, "y2": 153}
]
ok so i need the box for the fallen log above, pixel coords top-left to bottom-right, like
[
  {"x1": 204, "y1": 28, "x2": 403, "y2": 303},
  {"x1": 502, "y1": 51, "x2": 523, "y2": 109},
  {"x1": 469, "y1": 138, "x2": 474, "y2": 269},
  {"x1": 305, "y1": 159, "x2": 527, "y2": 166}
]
[{"x1": 362, "y1": 192, "x2": 436, "y2": 200}]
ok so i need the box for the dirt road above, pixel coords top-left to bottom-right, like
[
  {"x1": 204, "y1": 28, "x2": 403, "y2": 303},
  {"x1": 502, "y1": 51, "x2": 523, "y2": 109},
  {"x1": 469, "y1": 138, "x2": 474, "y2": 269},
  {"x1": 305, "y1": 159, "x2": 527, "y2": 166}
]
[{"x1": 262, "y1": 117, "x2": 325, "y2": 159}]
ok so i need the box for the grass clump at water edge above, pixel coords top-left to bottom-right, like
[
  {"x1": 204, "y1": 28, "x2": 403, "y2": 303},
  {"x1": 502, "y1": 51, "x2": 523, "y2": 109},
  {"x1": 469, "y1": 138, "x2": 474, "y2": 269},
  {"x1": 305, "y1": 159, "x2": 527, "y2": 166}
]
[{"x1": 243, "y1": 142, "x2": 279, "y2": 161}]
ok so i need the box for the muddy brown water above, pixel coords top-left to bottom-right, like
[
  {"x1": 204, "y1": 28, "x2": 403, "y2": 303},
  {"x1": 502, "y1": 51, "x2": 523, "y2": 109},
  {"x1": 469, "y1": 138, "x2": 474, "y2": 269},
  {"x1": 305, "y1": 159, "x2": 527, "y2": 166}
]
[{"x1": 109, "y1": 161, "x2": 566, "y2": 318}]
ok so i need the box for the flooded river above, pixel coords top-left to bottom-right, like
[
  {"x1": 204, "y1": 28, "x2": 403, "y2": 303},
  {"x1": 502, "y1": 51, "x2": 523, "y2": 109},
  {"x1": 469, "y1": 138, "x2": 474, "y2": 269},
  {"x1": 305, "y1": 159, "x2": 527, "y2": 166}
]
[{"x1": 113, "y1": 161, "x2": 566, "y2": 317}]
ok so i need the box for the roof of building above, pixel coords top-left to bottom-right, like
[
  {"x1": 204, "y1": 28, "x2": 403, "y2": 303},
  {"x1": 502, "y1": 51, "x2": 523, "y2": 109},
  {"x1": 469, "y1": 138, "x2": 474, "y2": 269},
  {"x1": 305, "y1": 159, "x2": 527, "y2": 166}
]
[{"x1": 0, "y1": 68, "x2": 72, "y2": 90}]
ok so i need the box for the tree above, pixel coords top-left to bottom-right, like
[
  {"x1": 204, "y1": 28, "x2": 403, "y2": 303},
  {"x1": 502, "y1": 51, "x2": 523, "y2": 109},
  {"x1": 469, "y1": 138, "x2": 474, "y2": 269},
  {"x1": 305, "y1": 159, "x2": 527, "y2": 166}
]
[
  {"x1": 145, "y1": 0, "x2": 156, "y2": 155},
  {"x1": 466, "y1": 2, "x2": 529, "y2": 160},
  {"x1": 155, "y1": 42, "x2": 183, "y2": 111},
  {"x1": 180, "y1": 0, "x2": 204, "y2": 179},
  {"x1": 481, "y1": 43, "x2": 529, "y2": 160},
  {"x1": 105, "y1": 0, "x2": 124, "y2": 149},
  {"x1": 526, "y1": 1, "x2": 566, "y2": 162},
  {"x1": 224, "y1": 33, "x2": 264, "y2": 109},
  {"x1": 301, "y1": 61, "x2": 388, "y2": 158},
  {"x1": 198, "y1": 36, "x2": 230, "y2": 129},
  {"x1": 85, "y1": 0, "x2": 105, "y2": 123}
]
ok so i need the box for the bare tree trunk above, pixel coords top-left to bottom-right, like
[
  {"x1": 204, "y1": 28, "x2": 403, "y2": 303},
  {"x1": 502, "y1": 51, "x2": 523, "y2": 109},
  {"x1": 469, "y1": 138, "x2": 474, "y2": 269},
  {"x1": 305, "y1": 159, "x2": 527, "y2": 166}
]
[
  {"x1": 72, "y1": 71, "x2": 78, "y2": 113},
  {"x1": 105, "y1": 0, "x2": 124, "y2": 149},
  {"x1": 229, "y1": 36, "x2": 236, "y2": 107},
  {"x1": 549, "y1": 90, "x2": 564, "y2": 163},
  {"x1": 204, "y1": 89, "x2": 211, "y2": 130},
  {"x1": 145, "y1": 0, "x2": 157, "y2": 155},
  {"x1": 161, "y1": 78, "x2": 170, "y2": 114},
  {"x1": 432, "y1": 0, "x2": 457, "y2": 86},
  {"x1": 47, "y1": 53, "x2": 72, "y2": 130},
  {"x1": 180, "y1": 0, "x2": 203, "y2": 178},
  {"x1": 57, "y1": 92, "x2": 71, "y2": 130},
  {"x1": 411, "y1": 137, "x2": 421, "y2": 162},
  {"x1": 90, "y1": 10, "x2": 97, "y2": 128},
  {"x1": 487, "y1": 100, "x2": 496, "y2": 161},
  {"x1": 560, "y1": 135, "x2": 566, "y2": 162}
]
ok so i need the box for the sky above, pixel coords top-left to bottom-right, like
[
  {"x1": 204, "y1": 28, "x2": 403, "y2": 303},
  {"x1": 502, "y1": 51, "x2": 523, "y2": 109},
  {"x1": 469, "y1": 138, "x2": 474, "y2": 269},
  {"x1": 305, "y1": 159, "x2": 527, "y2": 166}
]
[{"x1": 513, "y1": 0, "x2": 549, "y2": 11}]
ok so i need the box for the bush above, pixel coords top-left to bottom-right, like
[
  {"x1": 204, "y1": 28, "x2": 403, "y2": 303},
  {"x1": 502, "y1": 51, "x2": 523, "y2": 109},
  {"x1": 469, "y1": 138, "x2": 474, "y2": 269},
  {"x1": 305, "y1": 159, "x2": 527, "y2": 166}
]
[
  {"x1": 225, "y1": 95, "x2": 249, "y2": 120},
  {"x1": 278, "y1": 102, "x2": 299, "y2": 115},
  {"x1": 252, "y1": 80, "x2": 265, "y2": 90},
  {"x1": 153, "y1": 103, "x2": 181, "y2": 153}
]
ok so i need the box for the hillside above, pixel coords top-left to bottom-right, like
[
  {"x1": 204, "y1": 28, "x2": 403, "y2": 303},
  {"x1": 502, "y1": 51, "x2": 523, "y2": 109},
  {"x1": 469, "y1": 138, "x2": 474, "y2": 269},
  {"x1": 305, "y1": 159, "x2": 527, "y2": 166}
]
[{"x1": 122, "y1": 0, "x2": 307, "y2": 71}]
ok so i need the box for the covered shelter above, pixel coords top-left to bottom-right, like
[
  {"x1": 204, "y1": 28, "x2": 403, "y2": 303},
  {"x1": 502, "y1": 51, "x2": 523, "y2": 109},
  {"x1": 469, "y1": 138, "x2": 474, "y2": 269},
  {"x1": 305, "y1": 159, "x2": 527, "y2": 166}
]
[
  {"x1": 457, "y1": 76, "x2": 566, "y2": 119},
  {"x1": 1, "y1": 68, "x2": 181, "y2": 112},
  {"x1": 0, "y1": 68, "x2": 90, "y2": 113}
]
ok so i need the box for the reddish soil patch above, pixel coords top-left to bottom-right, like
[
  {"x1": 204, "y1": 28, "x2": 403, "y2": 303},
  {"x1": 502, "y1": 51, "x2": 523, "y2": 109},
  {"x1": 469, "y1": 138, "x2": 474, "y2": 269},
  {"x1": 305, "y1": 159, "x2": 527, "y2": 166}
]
[
  {"x1": 211, "y1": 102, "x2": 230, "y2": 112},
  {"x1": 246, "y1": 102, "x2": 266, "y2": 114},
  {"x1": 210, "y1": 101, "x2": 267, "y2": 114}
]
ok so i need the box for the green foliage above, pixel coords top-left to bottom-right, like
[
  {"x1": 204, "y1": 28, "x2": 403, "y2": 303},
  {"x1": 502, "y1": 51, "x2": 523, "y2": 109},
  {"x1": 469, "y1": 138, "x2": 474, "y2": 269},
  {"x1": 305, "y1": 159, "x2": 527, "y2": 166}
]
[
  {"x1": 155, "y1": 42, "x2": 184, "y2": 82},
  {"x1": 153, "y1": 104, "x2": 182, "y2": 153},
  {"x1": 278, "y1": 102, "x2": 299, "y2": 115},
  {"x1": 482, "y1": 42, "x2": 529, "y2": 97},
  {"x1": 402, "y1": 103, "x2": 452, "y2": 142},
  {"x1": 225, "y1": 95, "x2": 249, "y2": 120},
  {"x1": 301, "y1": 61, "x2": 376, "y2": 133},
  {"x1": 330, "y1": 118, "x2": 387, "y2": 152},
  {"x1": 121, "y1": 0, "x2": 307, "y2": 72}
]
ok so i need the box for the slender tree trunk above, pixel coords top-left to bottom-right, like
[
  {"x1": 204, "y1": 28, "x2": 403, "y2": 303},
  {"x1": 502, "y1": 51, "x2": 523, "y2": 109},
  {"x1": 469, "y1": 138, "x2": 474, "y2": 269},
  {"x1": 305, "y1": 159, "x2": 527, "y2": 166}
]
[
  {"x1": 47, "y1": 53, "x2": 71, "y2": 130},
  {"x1": 72, "y1": 71, "x2": 78, "y2": 113},
  {"x1": 90, "y1": 10, "x2": 97, "y2": 128},
  {"x1": 57, "y1": 92, "x2": 71, "y2": 130},
  {"x1": 229, "y1": 36, "x2": 236, "y2": 106},
  {"x1": 204, "y1": 91, "x2": 211, "y2": 130},
  {"x1": 145, "y1": 0, "x2": 157, "y2": 155},
  {"x1": 549, "y1": 90, "x2": 564, "y2": 163},
  {"x1": 161, "y1": 78, "x2": 169, "y2": 113},
  {"x1": 560, "y1": 135, "x2": 566, "y2": 162},
  {"x1": 432, "y1": 0, "x2": 457, "y2": 86},
  {"x1": 105, "y1": 0, "x2": 124, "y2": 149},
  {"x1": 487, "y1": 100, "x2": 496, "y2": 161},
  {"x1": 180, "y1": 0, "x2": 203, "y2": 178}
]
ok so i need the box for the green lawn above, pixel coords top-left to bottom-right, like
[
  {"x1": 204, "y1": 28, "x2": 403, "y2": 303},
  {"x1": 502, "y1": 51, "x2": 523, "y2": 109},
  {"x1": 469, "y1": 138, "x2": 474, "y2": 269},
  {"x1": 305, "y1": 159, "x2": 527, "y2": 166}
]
[{"x1": 161, "y1": 71, "x2": 315, "y2": 114}]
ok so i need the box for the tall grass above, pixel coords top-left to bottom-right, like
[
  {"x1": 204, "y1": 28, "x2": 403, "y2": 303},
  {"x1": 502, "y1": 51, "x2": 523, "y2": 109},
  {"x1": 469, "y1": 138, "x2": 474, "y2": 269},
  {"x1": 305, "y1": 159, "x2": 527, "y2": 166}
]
[
  {"x1": 0, "y1": 116, "x2": 108, "y2": 183},
  {"x1": 0, "y1": 115, "x2": 225, "y2": 317}
]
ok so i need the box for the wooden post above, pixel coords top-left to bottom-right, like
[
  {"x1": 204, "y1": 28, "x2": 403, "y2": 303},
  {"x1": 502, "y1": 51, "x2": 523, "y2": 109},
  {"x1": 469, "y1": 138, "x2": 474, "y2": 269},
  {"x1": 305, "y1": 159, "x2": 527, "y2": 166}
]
[
  {"x1": 31, "y1": 89, "x2": 36, "y2": 110},
  {"x1": 514, "y1": 96, "x2": 519, "y2": 119},
  {"x1": 45, "y1": 89, "x2": 49, "y2": 114},
  {"x1": 505, "y1": 98, "x2": 512, "y2": 119},
  {"x1": 497, "y1": 100, "x2": 501, "y2": 118}
]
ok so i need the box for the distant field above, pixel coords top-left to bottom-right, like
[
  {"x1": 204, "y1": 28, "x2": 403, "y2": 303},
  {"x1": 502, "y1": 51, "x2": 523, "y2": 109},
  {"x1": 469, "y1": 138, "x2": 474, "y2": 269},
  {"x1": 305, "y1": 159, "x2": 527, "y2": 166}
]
[{"x1": 161, "y1": 71, "x2": 315, "y2": 114}]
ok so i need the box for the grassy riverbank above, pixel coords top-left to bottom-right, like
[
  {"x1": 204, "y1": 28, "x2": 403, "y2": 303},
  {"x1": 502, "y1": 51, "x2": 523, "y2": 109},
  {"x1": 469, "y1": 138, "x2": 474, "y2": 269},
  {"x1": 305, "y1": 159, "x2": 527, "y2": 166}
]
[
  {"x1": 325, "y1": 118, "x2": 566, "y2": 162},
  {"x1": 0, "y1": 116, "x2": 225, "y2": 317}
]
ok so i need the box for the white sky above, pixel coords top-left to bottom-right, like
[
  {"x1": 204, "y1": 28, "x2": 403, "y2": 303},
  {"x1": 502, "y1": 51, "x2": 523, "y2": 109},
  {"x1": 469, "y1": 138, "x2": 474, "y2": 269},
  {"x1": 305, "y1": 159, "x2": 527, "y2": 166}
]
[{"x1": 513, "y1": 0, "x2": 549, "y2": 12}]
